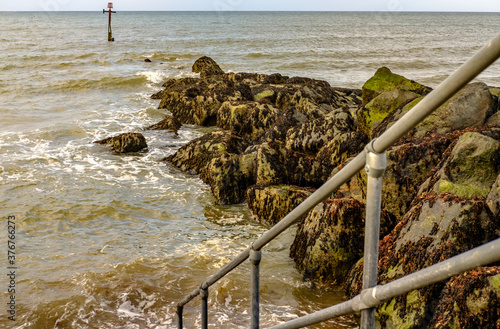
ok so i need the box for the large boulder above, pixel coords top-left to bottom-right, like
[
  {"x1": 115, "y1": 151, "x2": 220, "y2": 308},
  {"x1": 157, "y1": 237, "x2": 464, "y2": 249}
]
[
  {"x1": 255, "y1": 142, "x2": 286, "y2": 186},
  {"x1": 158, "y1": 79, "x2": 252, "y2": 126},
  {"x1": 192, "y1": 56, "x2": 224, "y2": 79},
  {"x1": 427, "y1": 267, "x2": 500, "y2": 329},
  {"x1": 316, "y1": 130, "x2": 368, "y2": 171},
  {"x1": 246, "y1": 185, "x2": 313, "y2": 226},
  {"x1": 334, "y1": 131, "x2": 461, "y2": 219},
  {"x1": 419, "y1": 131, "x2": 500, "y2": 199},
  {"x1": 290, "y1": 197, "x2": 396, "y2": 285},
  {"x1": 200, "y1": 153, "x2": 256, "y2": 205},
  {"x1": 361, "y1": 67, "x2": 431, "y2": 106},
  {"x1": 285, "y1": 109, "x2": 357, "y2": 154},
  {"x1": 94, "y1": 132, "x2": 147, "y2": 154},
  {"x1": 216, "y1": 101, "x2": 280, "y2": 143},
  {"x1": 415, "y1": 82, "x2": 495, "y2": 137},
  {"x1": 165, "y1": 130, "x2": 248, "y2": 174},
  {"x1": 357, "y1": 88, "x2": 421, "y2": 137},
  {"x1": 344, "y1": 194, "x2": 499, "y2": 329}
]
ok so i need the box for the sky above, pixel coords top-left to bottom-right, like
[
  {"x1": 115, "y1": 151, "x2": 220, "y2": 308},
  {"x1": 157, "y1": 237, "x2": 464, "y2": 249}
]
[{"x1": 0, "y1": 0, "x2": 499, "y2": 12}]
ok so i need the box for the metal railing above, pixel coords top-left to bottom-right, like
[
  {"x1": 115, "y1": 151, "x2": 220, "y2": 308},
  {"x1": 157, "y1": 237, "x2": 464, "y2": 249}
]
[{"x1": 176, "y1": 32, "x2": 500, "y2": 329}]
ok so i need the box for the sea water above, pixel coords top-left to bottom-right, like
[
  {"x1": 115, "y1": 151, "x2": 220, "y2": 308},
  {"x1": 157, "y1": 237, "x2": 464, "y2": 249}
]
[{"x1": 1, "y1": 11, "x2": 500, "y2": 329}]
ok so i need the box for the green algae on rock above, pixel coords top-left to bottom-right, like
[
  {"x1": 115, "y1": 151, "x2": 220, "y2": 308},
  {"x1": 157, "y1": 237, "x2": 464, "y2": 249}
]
[
  {"x1": 165, "y1": 130, "x2": 248, "y2": 174},
  {"x1": 361, "y1": 66, "x2": 431, "y2": 106},
  {"x1": 357, "y1": 88, "x2": 421, "y2": 137},
  {"x1": 246, "y1": 185, "x2": 314, "y2": 226},
  {"x1": 420, "y1": 131, "x2": 500, "y2": 199},
  {"x1": 290, "y1": 198, "x2": 396, "y2": 286}
]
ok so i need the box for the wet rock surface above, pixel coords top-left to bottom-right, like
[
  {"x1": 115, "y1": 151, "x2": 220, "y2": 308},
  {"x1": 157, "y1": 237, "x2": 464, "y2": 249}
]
[
  {"x1": 94, "y1": 132, "x2": 148, "y2": 154},
  {"x1": 147, "y1": 116, "x2": 182, "y2": 133},
  {"x1": 150, "y1": 57, "x2": 500, "y2": 328},
  {"x1": 427, "y1": 267, "x2": 500, "y2": 329}
]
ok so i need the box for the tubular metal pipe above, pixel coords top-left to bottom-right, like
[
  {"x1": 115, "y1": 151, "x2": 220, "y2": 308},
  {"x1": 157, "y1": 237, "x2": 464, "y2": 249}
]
[
  {"x1": 201, "y1": 285, "x2": 209, "y2": 329},
  {"x1": 205, "y1": 247, "x2": 251, "y2": 287},
  {"x1": 250, "y1": 249, "x2": 262, "y2": 329},
  {"x1": 177, "y1": 305, "x2": 183, "y2": 329},
  {"x1": 268, "y1": 238, "x2": 500, "y2": 329},
  {"x1": 373, "y1": 32, "x2": 500, "y2": 154},
  {"x1": 360, "y1": 149, "x2": 386, "y2": 329},
  {"x1": 178, "y1": 288, "x2": 201, "y2": 308}
]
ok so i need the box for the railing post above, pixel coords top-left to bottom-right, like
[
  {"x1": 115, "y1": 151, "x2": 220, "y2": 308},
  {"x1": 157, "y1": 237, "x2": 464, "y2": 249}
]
[
  {"x1": 177, "y1": 304, "x2": 183, "y2": 329},
  {"x1": 361, "y1": 141, "x2": 386, "y2": 329},
  {"x1": 250, "y1": 246, "x2": 262, "y2": 329},
  {"x1": 201, "y1": 283, "x2": 209, "y2": 329}
]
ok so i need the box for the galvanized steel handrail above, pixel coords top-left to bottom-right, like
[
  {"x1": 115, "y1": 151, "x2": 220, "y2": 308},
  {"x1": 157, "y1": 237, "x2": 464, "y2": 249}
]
[
  {"x1": 176, "y1": 32, "x2": 500, "y2": 329},
  {"x1": 268, "y1": 238, "x2": 500, "y2": 329}
]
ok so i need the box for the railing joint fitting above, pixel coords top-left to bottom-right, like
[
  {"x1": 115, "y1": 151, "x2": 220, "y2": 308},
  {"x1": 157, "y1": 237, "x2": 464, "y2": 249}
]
[
  {"x1": 250, "y1": 243, "x2": 262, "y2": 264},
  {"x1": 365, "y1": 139, "x2": 387, "y2": 178}
]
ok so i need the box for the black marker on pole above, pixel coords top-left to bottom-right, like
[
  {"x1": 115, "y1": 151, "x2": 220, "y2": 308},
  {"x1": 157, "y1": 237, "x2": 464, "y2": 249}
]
[{"x1": 103, "y1": 2, "x2": 116, "y2": 42}]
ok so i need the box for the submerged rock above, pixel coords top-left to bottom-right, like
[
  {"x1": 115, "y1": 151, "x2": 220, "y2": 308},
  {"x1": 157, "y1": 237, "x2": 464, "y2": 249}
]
[{"x1": 94, "y1": 132, "x2": 147, "y2": 154}]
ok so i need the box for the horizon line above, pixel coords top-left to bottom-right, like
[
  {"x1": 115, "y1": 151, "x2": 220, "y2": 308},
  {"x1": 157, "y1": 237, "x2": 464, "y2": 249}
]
[{"x1": 1, "y1": 9, "x2": 500, "y2": 13}]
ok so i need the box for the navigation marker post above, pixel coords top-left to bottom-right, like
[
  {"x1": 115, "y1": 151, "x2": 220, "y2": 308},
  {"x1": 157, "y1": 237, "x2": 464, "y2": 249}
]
[{"x1": 103, "y1": 2, "x2": 116, "y2": 42}]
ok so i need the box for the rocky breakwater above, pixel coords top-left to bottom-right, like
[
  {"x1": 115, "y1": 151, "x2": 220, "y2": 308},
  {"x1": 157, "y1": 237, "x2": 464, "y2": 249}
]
[{"x1": 153, "y1": 57, "x2": 500, "y2": 328}]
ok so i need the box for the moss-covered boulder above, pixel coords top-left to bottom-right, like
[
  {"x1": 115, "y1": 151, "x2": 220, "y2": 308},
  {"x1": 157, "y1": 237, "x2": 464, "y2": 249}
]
[
  {"x1": 192, "y1": 56, "x2": 225, "y2": 79},
  {"x1": 290, "y1": 198, "x2": 396, "y2": 286},
  {"x1": 94, "y1": 132, "x2": 147, "y2": 154},
  {"x1": 255, "y1": 142, "x2": 286, "y2": 186},
  {"x1": 284, "y1": 150, "x2": 330, "y2": 188},
  {"x1": 200, "y1": 153, "x2": 256, "y2": 205},
  {"x1": 216, "y1": 101, "x2": 280, "y2": 143},
  {"x1": 334, "y1": 131, "x2": 459, "y2": 219},
  {"x1": 285, "y1": 109, "x2": 357, "y2": 154},
  {"x1": 380, "y1": 132, "x2": 465, "y2": 219},
  {"x1": 345, "y1": 193, "x2": 499, "y2": 329},
  {"x1": 158, "y1": 78, "x2": 253, "y2": 126},
  {"x1": 427, "y1": 267, "x2": 500, "y2": 329},
  {"x1": 361, "y1": 67, "x2": 431, "y2": 106},
  {"x1": 290, "y1": 198, "x2": 366, "y2": 285},
  {"x1": 147, "y1": 116, "x2": 182, "y2": 133},
  {"x1": 415, "y1": 82, "x2": 495, "y2": 137},
  {"x1": 420, "y1": 132, "x2": 500, "y2": 199},
  {"x1": 245, "y1": 185, "x2": 313, "y2": 226},
  {"x1": 165, "y1": 130, "x2": 248, "y2": 174},
  {"x1": 316, "y1": 130, "x2": 368, "y2": 172},
  {"x1": 357, "y1": 88, "x2": 421, "y2": 137}
]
